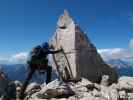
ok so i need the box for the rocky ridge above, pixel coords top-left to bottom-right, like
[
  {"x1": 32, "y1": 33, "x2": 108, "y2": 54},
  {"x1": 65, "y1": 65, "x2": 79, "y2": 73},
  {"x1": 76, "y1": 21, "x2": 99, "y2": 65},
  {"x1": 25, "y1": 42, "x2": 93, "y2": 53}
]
[{"x1": 1, "y1": 76, "x2": 133, "y2": 100}]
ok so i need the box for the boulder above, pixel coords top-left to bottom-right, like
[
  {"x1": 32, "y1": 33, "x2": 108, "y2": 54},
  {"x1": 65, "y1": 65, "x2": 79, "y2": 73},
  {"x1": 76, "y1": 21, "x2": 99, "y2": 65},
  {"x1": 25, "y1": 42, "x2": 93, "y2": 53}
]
[
  {"x1": 36, "y1": 81, "x2": 74, "y2": 99},
  {"x1": 127, "y1": 93, "x2": 133, "y2": 100},
  {"x1": 26, "y1": 82, "x2": 41, "y2": 93},
  {"x1": 119, "y1": 90, "x2": 127, "y2": 99},
  {"x1": 49, "y1": 10, "x2": 118, "y2": 84},
  {"x1": 76, "y1": 78, "x2": 93, "y2": 87},
  {"x1": 100, "y1": 75, "x2": 109, "y2": 86},
  {"x1": 100, "y1": 86, "x2": 110, "y2": 99},
  {"x1": 109, "y1": 88, "x2": 119, "y2": 100},
  {"x1": 22, "y1": 77, "x2": 133, "y2": 100},
  {"x1": 117, "y1": 76, "x2": 133, "y2": 91},
  {"x1": 14, "y1": 80, "x2": 22, "y2": 87}
]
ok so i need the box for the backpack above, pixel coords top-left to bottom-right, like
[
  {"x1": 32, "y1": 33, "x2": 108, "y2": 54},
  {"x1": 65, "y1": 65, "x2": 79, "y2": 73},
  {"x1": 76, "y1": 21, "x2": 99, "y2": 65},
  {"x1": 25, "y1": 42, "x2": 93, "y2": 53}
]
[{"x1": 28, "y1": 45, "x2": 48, "y2": 70}]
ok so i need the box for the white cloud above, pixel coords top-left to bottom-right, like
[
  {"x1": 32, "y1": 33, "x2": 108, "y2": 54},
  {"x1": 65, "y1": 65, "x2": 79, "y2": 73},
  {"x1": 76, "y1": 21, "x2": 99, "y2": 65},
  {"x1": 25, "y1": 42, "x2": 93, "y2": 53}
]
[
  {"x1": 9, "y1": 52, "x2": 29, "y2": 64},
  {"x1": 0, "y1": 57, "x2": 8, "y2": 61},
  {"x1": 0, "y1": 37, "x2": 133, "y2": 64},
  {"x1": 11, "y1": 52, "x2": 28, "y2": 61},
  {"x1": 98, "y1": 48, "x2": 126, "y2": 60},
  {"x1": 0, "y1": 56, "x2": 10, "y2": 64},
  {"x1": 98, "y1": 37, "x2": 133, "y2": 61},
  {"x1": 0, "y1": 52, "x2": 29, "y2": 64},
  {"x1": 98, "y1": 48, "x2": 131, "y2": 60}
]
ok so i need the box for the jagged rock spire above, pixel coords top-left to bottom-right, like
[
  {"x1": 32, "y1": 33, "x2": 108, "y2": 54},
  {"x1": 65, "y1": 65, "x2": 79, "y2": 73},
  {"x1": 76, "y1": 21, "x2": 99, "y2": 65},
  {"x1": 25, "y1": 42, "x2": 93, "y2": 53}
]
[
  {"x1": 50, "y1": 10, "x2": 118, "y2": 84},
  {"x1": 57, "y1": 10, "x2": 74, "y2": 29}
]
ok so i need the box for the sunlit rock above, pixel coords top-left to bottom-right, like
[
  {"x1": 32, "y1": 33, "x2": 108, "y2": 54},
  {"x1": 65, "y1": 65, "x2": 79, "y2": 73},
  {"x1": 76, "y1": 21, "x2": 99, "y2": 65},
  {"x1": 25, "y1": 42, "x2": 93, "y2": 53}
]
[{"x1": 50, "y1": 10, "x2": 118, "y2": 84}]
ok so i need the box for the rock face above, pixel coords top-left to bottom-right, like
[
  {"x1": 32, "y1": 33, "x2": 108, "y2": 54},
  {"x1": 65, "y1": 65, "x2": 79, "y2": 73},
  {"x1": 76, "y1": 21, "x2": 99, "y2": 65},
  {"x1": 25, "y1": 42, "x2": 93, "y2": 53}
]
[{"x1": 49, "y1": 10, "x2": 118, "y2": 84}]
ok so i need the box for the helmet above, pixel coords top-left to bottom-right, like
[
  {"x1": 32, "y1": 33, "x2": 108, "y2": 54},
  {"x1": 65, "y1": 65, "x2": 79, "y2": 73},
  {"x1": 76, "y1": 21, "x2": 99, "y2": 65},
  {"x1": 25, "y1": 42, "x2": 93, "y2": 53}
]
[{"x1": 42, "y1": 42, "x2": 49, "y2": 49}]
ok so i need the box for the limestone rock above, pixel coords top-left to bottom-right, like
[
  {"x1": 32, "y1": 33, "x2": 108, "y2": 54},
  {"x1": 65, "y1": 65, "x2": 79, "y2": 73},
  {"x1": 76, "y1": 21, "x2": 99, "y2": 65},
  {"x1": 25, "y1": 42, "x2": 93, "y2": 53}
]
[
  {"x1": 101, "y1": 86, "x2": 110, "y2": 99},
  {"x1": 92, "y1": 89, "x2": 101, "y2": 97},
  {"x1": 25, "y1": 78, "x2": 102, "y2": 100},
  {"x1": 109, "y1": 88, "x2": 119, "y2": 100},
  {"x1": 40, "y1": 87, "x2": 74, "y2": 99},
  {"x1": 26, "y1": 82, "x2": 41, "y2": 93},
  {"x1": 35, "y1": 80, "x2": 75, "y2": 99},
  {"x1": 119, "y1": 90, "x2": 127, "y2": 99},
  {"x1": 76, "y1": 78, "x2": 93, "y2": 87},
  {"x1": 49, "y1": 10, "x2": 118, "y2": 84},
  {"x1": 100, "y1": 75, "x2": 109, "y2": 86},
  {"x1": 127, "y1": 93, "x2": 133, "y2": 100},
  {"x1": 117, "y1": 76, "x2": 133, "y2": 91},
  {"x1": 22, "y1": 77, "x2": 133, "y2": 100},
  {"x1": 14, "y1": 80, "x2": 22, "y2": 87}
]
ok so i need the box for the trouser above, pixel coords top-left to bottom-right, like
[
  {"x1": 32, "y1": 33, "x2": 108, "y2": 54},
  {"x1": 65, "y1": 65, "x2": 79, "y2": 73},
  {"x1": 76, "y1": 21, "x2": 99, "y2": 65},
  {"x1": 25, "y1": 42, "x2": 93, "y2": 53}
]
[
  {"x1": 20, "y1": 68, "x2": 35, "y2": 100},
  {"x1": 20, "y1": 66, "x2": 52, "y2": 100},
  {"x1": 46, "y1": 66, "x2": 52, "y2": 84}
]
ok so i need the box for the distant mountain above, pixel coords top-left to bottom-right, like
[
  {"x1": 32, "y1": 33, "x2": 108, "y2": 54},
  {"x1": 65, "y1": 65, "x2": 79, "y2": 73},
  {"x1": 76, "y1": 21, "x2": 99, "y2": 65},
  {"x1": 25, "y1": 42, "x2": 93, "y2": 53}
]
[
  {"x1": 0, "y1": 58, "x2": 133, "y2": 82},
  {"x1": 0, "y1": 64, "x2": 27, "y2": 81},
  {"x1": 106, "y1": 59, "x2": 133, "y2": 77},
  {"x1": 0, "y1": 64, "x2": 58, "y2": 83}
]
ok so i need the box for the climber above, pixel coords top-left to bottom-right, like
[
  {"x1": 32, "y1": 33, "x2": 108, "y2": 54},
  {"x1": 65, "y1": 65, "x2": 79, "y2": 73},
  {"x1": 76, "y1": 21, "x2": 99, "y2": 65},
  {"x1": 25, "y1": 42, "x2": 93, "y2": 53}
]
[{"x1": 20, "y1": 42, "x2": 62, "y2": 99}]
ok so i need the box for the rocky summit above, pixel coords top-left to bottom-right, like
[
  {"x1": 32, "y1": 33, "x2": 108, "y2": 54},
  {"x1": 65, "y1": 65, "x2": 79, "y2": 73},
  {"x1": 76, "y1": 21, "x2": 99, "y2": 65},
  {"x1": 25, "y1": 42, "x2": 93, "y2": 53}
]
[
  {"x1": 1, "y1": 76, "x2": 133, "y2": 100},
  {"x1": 49, "y1": 10, "x2": 118, "y2": 84},
  {"x1": 1, "y1": 10, "x2": 133, "y2": 100}
]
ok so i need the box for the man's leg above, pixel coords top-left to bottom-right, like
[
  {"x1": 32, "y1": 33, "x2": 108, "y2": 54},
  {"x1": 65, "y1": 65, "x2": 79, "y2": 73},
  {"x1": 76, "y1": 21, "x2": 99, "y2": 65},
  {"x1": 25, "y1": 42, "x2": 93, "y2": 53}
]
[
  {"x1": 20, "y1": 68, "x2": 35, "y2": 99},
  {"x1": 46, "y1": 66, "x2": 52, "y2": 84}
]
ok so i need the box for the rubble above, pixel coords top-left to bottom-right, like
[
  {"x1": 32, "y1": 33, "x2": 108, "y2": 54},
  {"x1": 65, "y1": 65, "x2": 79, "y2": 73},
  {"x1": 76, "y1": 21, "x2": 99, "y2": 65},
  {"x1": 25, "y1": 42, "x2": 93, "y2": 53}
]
[
  {"x1": 0, "y1": 76, "x2": 133, "y2": 100},
  {"x1": 22, "y1": 77, "x2": 133, "y2": 100},
  {"x1": 117, "y1": 76, "x2": 133, "y2": 91}
]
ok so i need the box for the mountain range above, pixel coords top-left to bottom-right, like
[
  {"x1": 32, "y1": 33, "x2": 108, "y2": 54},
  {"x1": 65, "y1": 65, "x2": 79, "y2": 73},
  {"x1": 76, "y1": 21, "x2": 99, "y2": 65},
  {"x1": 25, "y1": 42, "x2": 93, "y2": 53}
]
[
  {"x1": 106, "y1": 59, "x2": 133, "y2": 77},
  {"x1": 0, "y1": 59, "x2": 133, "y2": 82},
  {"x1": 0, "y1": 64, "x2": 58, "y2": 83}
]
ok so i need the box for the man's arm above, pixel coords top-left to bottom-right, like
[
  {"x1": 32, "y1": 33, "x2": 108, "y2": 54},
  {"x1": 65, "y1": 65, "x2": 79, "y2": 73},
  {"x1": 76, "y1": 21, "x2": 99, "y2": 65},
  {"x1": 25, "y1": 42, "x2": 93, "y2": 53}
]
[{"x1": 48, "y1": 49, "x2": 62, "y2": 54}]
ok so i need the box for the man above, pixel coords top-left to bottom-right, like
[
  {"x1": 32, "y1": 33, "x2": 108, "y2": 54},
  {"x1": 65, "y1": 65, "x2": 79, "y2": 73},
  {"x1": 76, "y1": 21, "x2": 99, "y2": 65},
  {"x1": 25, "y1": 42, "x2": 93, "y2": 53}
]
[{"x1": 20, "y1": 42, "x2": 62, "y2": 99}]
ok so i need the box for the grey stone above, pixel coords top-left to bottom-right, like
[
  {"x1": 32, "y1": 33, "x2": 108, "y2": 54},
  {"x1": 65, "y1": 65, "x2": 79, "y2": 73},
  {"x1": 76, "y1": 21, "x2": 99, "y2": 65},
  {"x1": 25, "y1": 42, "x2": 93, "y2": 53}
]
[
  {"x1": 127, "y1": 93, "x2": 133, "y2": 100},
  {"x1": 100, "y1": 75, "x2": 109, "y2": 86},
  {"x1": 117, "y1": 76, "x2": 133, "y2": 91},
  {"x1": 109, "y1": 88, "x2": 119, "y2": 100},
  {"x1": 49, "y1": 10, "x2": 118, "y2": 84},
  {"x1": 100, "y1": 86, "x2": 110, "y2": 100},
  {"x1": 26, "y1": 82, "x2": 41, "y2": 93},
  {"x1": 76, "y1": 78, "x2": 93, "y2": 87},
  {"x1": 119, "y1": 90, "x2": 127, "y2": 99},
  {"x1": 92, "y1": 89, "x2": 101, "y2": 97},
  {"x1": 36, "y1": 84, "x2": 74, "y2": 99},
  {"x1": 14, "y1": 80, "x2": 22, "y2": 87},
  {"x1": 16, "y1": 86, "x2": 21, "y2": 100}
]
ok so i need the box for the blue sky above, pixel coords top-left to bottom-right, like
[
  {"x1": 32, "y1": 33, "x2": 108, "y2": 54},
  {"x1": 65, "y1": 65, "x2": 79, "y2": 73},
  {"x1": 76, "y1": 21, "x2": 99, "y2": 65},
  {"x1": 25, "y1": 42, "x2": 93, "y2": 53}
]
[{"x1": 0, "y1": 0, "x2": 133, "y2": 64}]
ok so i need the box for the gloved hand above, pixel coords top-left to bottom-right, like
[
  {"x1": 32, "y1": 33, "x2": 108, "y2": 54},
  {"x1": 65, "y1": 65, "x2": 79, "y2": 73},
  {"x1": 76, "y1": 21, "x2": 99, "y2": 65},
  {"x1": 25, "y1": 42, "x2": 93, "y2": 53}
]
[{"x1": 59, "y1": 47, "x2": 63, "y2": 52}]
